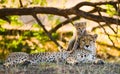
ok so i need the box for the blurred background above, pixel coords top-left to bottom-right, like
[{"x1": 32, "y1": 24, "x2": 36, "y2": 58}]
[{"x1": 0, "y1": 0, "x2": 120, "y2": 63}]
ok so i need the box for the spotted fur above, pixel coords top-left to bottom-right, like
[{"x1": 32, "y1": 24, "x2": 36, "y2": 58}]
[
  {"x1": 4, "y1": 49, "x2": 96, "y2": 66},
  {"x1": 4, "y1": 52, "x2": 29, "y2": 66},
  {"x1": 26, "y1": 49, "x2": 95, "y2": 64},
  {"x1": 67, "y1": 22, "x2": 87, "y2": 51},
  {"x1": 4, "y1": 33, "x2": 104, "y2": 66}
]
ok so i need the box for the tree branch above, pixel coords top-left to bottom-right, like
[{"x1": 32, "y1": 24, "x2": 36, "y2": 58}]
[
  {"x1": 71, "y1": 9, "x2": 120, "y2": 25},
  {"x1": 50, "y1": 16, "x2": 80, "y2": 33},
  {"x1": 32, "y1": 14, "x2": 63, "y2": 49},
  {"x1": 0, "y1": 7, "x2": 68, "y2": 17},
  {"x1": 50, "y1": 7, "x2": 108, "y2": 33},
  {"x1": 0, "y1": 1, "x2": 120, "y2": 48},
  {"x1": 92, "y1": 24, "x2": 109, "y2": 31},
  {"x1": 73, "y1": 1, "x2": 118, "y2": 9},
  {"x1": 19, "y1": 0, "x2": 23, "y2": 7},
  {"x1": 97, "y1": 10, "x2": 116, "y2": 47},
  {"x1": 0, "y1": 1, "x2": 120, "y2": 25}
]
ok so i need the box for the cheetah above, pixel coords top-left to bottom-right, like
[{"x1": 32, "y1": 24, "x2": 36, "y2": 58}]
[
  {"x1": 66, "y1": 34, "x2": 97, "y2": 63},
  {"x1": 28, "y1": 50, "x2": 78, "y2": 64},
  {"x1": 4, "y1": 33, "x2": 104, "y2": 66},
  {"x1": 4, "y1": 50, "x2": 82, "y2": 66},
  {"x1": 28, "y1": 35, "x2": 100, "y2": 64},
  {"x1": 67, "y1": 22, "x2": 87, "y2": 51},
  {"x1": 70, "y1": 33, "x2": 104, "y2": 64}
]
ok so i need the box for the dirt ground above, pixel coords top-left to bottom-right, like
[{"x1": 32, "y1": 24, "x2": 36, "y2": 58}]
[{"x1": 0, "y1": 63, "x2": 120, "y2": 74}]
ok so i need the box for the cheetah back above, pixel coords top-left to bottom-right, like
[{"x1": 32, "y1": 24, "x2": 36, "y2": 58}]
[{"x1": 4, "y1": 52, "x2": 29, "y2": 66}]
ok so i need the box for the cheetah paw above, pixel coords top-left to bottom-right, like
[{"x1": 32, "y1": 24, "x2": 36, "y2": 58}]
[
  {"x1": 93, "y1": 59, "x2": 105, "y2": 65},
  {"x1": 66, "y1": 57, "x2": 78, "y2": 65}
]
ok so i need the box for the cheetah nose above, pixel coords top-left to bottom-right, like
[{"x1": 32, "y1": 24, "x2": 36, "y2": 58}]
[{"x1": 85, "y1": 45, "x2": 89, "y2": 48}]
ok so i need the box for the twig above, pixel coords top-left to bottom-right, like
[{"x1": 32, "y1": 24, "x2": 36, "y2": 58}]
[
  {"x1": 116, "y1": 0, "x2": 119, "y2": 34},
  {"x1": 50, "y1": 16, "x2": 80, "y2": 33},
  {"x1": 88, "y1": 7, "x2": 107, "y2": 13},
  {"x1": 66, "y1": 16, "x2": 75, "y2": 26},
  {"x1": 73, "y1": 1, "x2": 118, "y2": 9},
  {"x1": 32, "y1": 14, "x2": 63, "y2": 49},
  {"x1": 19, "y1": 0, "x2": 23, "y2": 7},
  {"x1": 97, "y1": 11, "x2": 116, "y2": 47},
  {"x1": 114, "y1": 0, "x2": 120, "y2": 44},
  {"x1": 92, "y1": 24, "x2": 109, "y2": 31},
  {"x1": 98, "y1": 22, "x2": 116, "y2": 47},
  {"x1": 97, "y1": 7, "x2": 117, "y2": 33},
  {"x1": 96, "y1": 41, "x2": 120, "y2": 50}
]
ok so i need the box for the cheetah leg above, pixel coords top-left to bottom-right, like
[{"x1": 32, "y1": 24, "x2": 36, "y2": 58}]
[
  {"x1": 66, "y1": 57, "x2": 78, "y2": 65},
  {"x1": 71, "y1": 38, "x2": 79, "y2": 52},
  {"x1": 93, "y1": 59, "x2": 105, "y2": 65},
  {"x1": 66, "y1": 38, "x2": 75, "y2": 51}
]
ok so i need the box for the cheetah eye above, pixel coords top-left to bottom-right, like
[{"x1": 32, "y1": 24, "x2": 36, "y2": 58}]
[
  {"x1": 90, "y1": 40, "x2": 93, "y2": 42},
  {"x1": 78, "y1": 28, "x2": 81, "y2": 30},
  {"x1": 82, "y1": 40, "x2": 85, "y2": 42},
  {"x1": 82, "y1": 40, "x2": 84, "y2": 41}
]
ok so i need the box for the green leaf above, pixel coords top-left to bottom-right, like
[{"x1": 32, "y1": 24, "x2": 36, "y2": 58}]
[
  {"x1": 7, "y1": 16, "x2": 23, "y2": 26},
  {"x1": 31, "y1": 48, "x2": 46, "y2": 53},
  {"x1": 0, "y1": 19, "x2": 7, "y2": 25},
  {"x1": 40, "y1": 0, "x2": 47, "y2": 6},
  {"x1": 52, "y1": 33, "x2": 59, "y2": 39},
  {"x1": 106, "y1": 4, "x2": 117, "y2": 17},
  {"x1": 0, "y1": 27, "x2": 5, "y2": 32},
  {"x1": 32, "y1": 0, "x2": 47, "y2": 6}
]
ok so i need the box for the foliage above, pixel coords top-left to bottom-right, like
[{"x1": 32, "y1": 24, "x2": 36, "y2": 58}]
[
  {"x1": 0, "y1": 19, "x2": 7, "y2": 25},
  {"x1": 0, "y1": 0, "x2": 47, "y2": 7},
  {"x1": 105, "y1": 4, "x2": 117, "y2": 17},
  {"x1": 8, "y1": 16, "x2": 23, "y2": 26},
  {"x1": 48, "y1": 15, "x2": 61, "y2": 28},
  {"x1": 0, "y1": 0, "x2": 120, "y2": 62},
  {"x1": 32, "y1": 0, "x2": 47, "y2": 6}
]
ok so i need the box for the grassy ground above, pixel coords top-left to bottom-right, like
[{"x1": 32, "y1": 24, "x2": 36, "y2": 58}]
[{"x1": 0, "y1": 63, "x2": 120, "y2": 74}]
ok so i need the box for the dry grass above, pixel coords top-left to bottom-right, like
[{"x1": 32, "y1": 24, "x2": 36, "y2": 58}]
[{"x1": 0, "y1": 63, "x2": 120, "y2": 74}]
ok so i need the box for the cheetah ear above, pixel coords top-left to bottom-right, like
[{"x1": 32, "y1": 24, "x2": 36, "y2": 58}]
[
  {"x1": 93, "y1": 34, "x2": 98, "y2": 39},
  {"x1": 74, "y1": 23, "x2": 78, "y2": 27},
  {"x1": 82, "y1": 22, "x2": 86, "y2": 26}
]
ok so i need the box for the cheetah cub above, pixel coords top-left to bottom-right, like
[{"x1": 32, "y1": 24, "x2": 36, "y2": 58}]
[{"x1": 67, "y1": 22, "x2": 87, "y2": 51}]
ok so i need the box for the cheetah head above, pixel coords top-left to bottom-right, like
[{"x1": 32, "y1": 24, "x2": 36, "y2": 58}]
[
  {"x1": 79, "y1": 34, "x2": 98, "y2": 52},
  {"x1": 74, "y1": 22, "x2": 86, "y2": 35}
]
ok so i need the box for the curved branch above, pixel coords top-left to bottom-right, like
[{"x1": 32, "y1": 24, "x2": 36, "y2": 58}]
[
  {"x1": 0, "y1": 1, "x2": 120, "y2": 25},
  {"x1": 0, "y1": 7, "x2": 68, "y2": 17},
  {"x1": 97, "y1": 10, "x2": 116, "y2": 47},
  {"x1": 19, "y1": 0, "x2": 23, "y2": 7},
  {"x1": 88, "y1": 7, "x2": 107, "y2": 13},
  {"x1": 71, "y1": 9, "x2": 120, "y2": 24},
  {"x1": 73, "y1": 1, "x2": 118, "y2": 9},
  {"x1": 92, "y1": 24, "x2": 108, "y2": 31},
  {"x1": 32, "y1": 14, "x2": 64, "y2": 49},
  {"x1": 50, "y1": 16, "x2": 80, "y2": 33}
]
